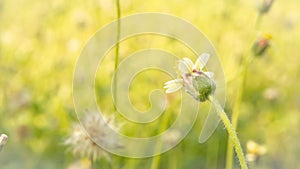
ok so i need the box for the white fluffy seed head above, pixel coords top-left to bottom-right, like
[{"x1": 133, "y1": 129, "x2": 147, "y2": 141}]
[{"x1": 65, "y1": 113, "x2": 122, "y2": 161}]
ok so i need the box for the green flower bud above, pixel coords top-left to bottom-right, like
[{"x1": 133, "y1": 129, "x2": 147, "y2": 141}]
[{"x1": 192, "y1": 74, "x2": 216, "y2": 102}]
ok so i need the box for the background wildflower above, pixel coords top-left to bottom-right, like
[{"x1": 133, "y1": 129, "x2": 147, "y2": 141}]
[
  {"x1": 0, "y1": 134, "x2": 8, "y2": 152},
  {"x1": 0, "y1": 0, "x2": 299, "y2": 168},
  {"x1": 252, "y1": 34, "x2": 272, "y2": 56},
  {"x1": 246, "y1": 140, "x2": 267, "y2": 162},
  {"x1": 263, "y1": 87, "x2": 280, "y2": 101},
  {"x1": 65, "y1": 113, "x2": 121, "y2": 161}
]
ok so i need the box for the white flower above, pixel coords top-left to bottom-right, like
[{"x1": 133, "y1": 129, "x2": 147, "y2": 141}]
[
  {"x1": 0, "y1": 134, "x2": 8, "y2": 152},
  {"x1": 246, "y1": 140, "x2": 267, "y2": 162},
  {"x1": 65, "y1": 113, "x2": 121, "y2": 161},
  {"x1": 164, "y1": 53, "x2": 216, "y2": 102}
]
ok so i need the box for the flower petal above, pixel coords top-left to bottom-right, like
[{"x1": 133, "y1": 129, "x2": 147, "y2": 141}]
[
  {"x1": 183, "y1": 58, "x2": 194, "y2": 70},
  {"x1": 164, "y1": 79, "x2": 184, "y2": 93},
  {"x1": 164, "y1": 79, "x2": 183, "y2": 85},
  {"x1": 178, "y1": 60, "x2": 192, "y2": 74},
  {"x1": 204, "y1": 71, "x2": 214, "y2": 78},
  {"x1": 193, "y1": 53, "x2": 210, "y2": 70},
  {"x1": 166, "y1": 85, "x2": 183, "y2": 93}
]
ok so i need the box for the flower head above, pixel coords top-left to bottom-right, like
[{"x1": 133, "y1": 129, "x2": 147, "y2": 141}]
[
  {"x1": 263, "y1": 87, "x2": 279, "y2": 101},
  {"x1": 246, "y1": 140, "x2": 267, "y2": 162},
  {"x1": 164, "y1": 53, "x2": 216, "y2": 102},
  {"x1": 0, "y1": 134, "x2": 8, "y2": 152},
  {"x1": 65, "y1": 113, "x2": 121, "y2": 161},
  {"x1": 252, "y1": 33, "x2": 272, "y2": 56}
]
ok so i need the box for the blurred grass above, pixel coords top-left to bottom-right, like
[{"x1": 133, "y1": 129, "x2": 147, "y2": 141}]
[{"x1": 0, "y1": 0, "x2": 299, "y2": 168}]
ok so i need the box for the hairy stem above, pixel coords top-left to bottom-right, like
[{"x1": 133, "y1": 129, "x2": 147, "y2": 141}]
[
  {"x1": 225, "y1": 14, "x2": 262, "y2": 169},
  {"x1": 208, "y1": 96, "x2": 248, "y2": 169},
  {"x1": 225, "y1": 55, "x2": 251, "y2": 169}
]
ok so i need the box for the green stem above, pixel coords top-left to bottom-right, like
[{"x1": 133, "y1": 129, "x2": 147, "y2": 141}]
[
  {"x1": 226, "y1": 14, "x2": 262, "y2": 84},
  {"x1": 150, "y1": 112, "x2": 170, "y2": 169},
  {"x1": 225, "y1": 54, "x2": 252, "y2": 169},
  {"x1": 90, "y1": 155, "x2": 93, "y2": 169},
  {"x1": 126, "y1": 158, "x2": 138, "y2": 169},
  {"x1": 205, "y1": 137, "x2": 219, "y2": 169},
  {"x1": 169, "y1": 146, "x2": 181, "y2": 169},
  {"x1": 225, "y1": 13, "x2": 262, "y2": 169},
  {"x1": 112, "y1": 1, "x2": 121, "y2": 168},
  {"x1": 254, "y1": 14, "x2": 262, "y2": 31},
  {"x1": 113, "y1": 156, "x2": 120, "y2": 169},
  {"x1": 208, "y1": 96, "x2": 248, "y2": 169},
  {"x1": 113, "y1": 0, "x2": 121, "y2": 108},
  {"x1": 150, "y1": 153, "x2": 161, "y2": 169},
  {"x1": 114, "y1": 0, "x2": 121, "y2": 71}
]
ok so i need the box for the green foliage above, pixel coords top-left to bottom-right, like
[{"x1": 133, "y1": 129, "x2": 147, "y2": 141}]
[{"x1": 0, "y1": 0, "x2": 299, "y2": 168}]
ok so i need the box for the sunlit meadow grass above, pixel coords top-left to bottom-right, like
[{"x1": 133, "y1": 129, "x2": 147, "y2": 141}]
[{"x1": 0, "y1": 0, "x2": 300, "y2": 169}]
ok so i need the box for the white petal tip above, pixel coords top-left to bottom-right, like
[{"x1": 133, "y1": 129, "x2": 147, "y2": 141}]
[{"x1": 205, "y1": 72, "x2": 215, "y2": 78}]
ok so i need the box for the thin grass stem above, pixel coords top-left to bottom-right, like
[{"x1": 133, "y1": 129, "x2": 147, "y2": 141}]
[{"x1": 113, "y1": 0, "x2": 121, "y2": 109}]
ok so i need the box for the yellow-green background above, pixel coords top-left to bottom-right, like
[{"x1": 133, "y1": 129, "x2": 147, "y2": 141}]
[{"x1": 0, "y1": 0, "x2": 299, "y2": 168}]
